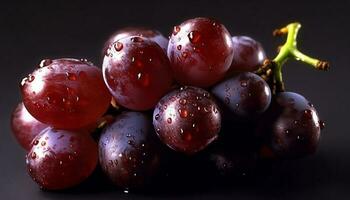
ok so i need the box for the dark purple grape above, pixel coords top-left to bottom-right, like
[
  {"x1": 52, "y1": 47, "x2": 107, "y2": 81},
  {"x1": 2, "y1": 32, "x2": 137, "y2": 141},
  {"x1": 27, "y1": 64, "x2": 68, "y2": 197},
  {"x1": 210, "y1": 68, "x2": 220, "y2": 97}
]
[
  {"x1": 228, "y1": 36, "x2": 266, "y2": 73},
  {"x1": 103, "y1": 36, "x2": 174, "y2": 111},
  {"x1": 102, "y1": 27, "x2": 168, "y2": 57},
  {"x1": 26, "y1": 128, "x2": 98, "y2": 190},
  {"x1": 167, "y1": 17, "x2": 234, "y2": 87},
  {"x1": 11, "y1": 102, "x2": 48, "y2": 151},
  {"x1": 211, "y1": 72, "x2": 271, "y2": 120},
  {"x1": 256, "y1": 92, "x2": 322, "y2": 158},
  {"x1": 153, "y1": 86, "x2": 221, "y2": 154},
  {"x1": 98, "y1": 112, "x2": 161, "y2": 190}
]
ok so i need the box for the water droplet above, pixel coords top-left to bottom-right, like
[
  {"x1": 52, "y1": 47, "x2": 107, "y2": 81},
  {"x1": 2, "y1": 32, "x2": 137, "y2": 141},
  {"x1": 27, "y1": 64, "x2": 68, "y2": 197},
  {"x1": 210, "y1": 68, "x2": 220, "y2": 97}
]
[
  {"x1": 155, "y1": 114, "x2": 160, "y2": 120},
  {"x1": 241, "y1": 81, "x2": 248, "y2": 87},
  {"x1": 141, "y1": 143, "x2": 145, "y2": 147},
  {"x1": 308, "y1": 102, "x2": 314, "y2": 107},
  {"x1": 41, "y1": 141, "x2": 46, "y2": 146},
  {"x1": 128, "y1": 140, "x2": 134, "y2": 145},
  {"x1": 203, "y1": 92, "x2": 210, "y2": 98},
  {"x1": 126, "y1": 134, "x2": 131, "y2": 138},
  {"x1": 33, "y1": 140, "x2": 39, "y2": 145},
  {"x1": 124, "y1": 189, "x2": 129, "y2": 194},
  {"x1": 28, "y1": 74, "x2": 35, "y2": 82},
  {"x1": 224, "y1": 97, "x2": 230, "y2": 104},
  {"x1": 179, "y1": 98, "x2": 187, "y2": 105},
  {"x1": 20, "y1": 77, "x2": 28, "y2": 86},
  {"x1": 319, "y1": 120, "x2": 326, "y2": 129},
  {"x1": 133, "y1": 173, "x2": 137, "y2": 177},
  {"x1": 304, "y1": 109, "x2": 312, "y2": 119},
  {"x1": 59, "y1": 160, "x2": 63, "y2": 165},
  {"x1": 294, "y1": 120, "x2": 298, "y2": 125},
  {"x1": 285, "y1": 130, "x2": 289, "y2": 134},
  {"x1": 180, "y1": 128, "x2": 184, "y2": 134},
  {"x1": 188, "y1": 31, "x2": 201, "y2": 43},
  {"x1": 179, "y1": 109, "x2": 188, "y2": 118},
  {"x1": 118, "y1": 153, "x2": 123, "y2": 158},
  {"x1": 197, "y1": 106, "x2": 201, "y2": 111},
  {"x1": 114, "y1": 42, "x2": 123, "y2": 51},
  {"x1": 177, "y1": 45, "x2": 182, "y2": 50},
  {"x1": 137, "y1": 72, "x2": 142, "y2": 80},
  {"x1": 39, "y1": 59, "x2": 52, "y2": 68},
  {"x1": 31, "y1": 152, "x2": 37, "y2": 159},
  {"x1": 173, "y1": 26, "x2": 181, "y2": 35},
  {"x1": 66, "y1": 72, "x2": 77, "y2": 81},
  {"x1": 192, "y1": 123, "x2": 196, "y2": 128},
  {"x1": 167, "y1": 118, "x2": 172, "y2": 124},
  {"x1": 131, "y1": 57, "x2": 135, "y2": 62},
  {"x1": 156, "y1": 128, "x2": 160, "y2": 133},
  {"x1": 131, "y1": 37, "x2": 143, "y2": 43}
]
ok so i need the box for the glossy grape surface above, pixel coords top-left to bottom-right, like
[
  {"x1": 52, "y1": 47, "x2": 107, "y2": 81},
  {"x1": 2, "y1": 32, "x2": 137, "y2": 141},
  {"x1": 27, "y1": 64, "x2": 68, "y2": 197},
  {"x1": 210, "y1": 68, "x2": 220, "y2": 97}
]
[
  {"x1": 256, "y1": 92, "x2": 322, "y2": 158},
  {"x1": 26, "y1": 128, "x2": 98, "y2": 190},
  {"x1": 153, "y1": 86, "x2": 221, "y2": 154},
  {"x1": 228, "y1": 36, "x2": 266, "y2": 73},
  {"x1": 11, "y1": 102, "x2": 48, "y2": 151},
  {"x1": 211, "y1": 72, "x2": 271, "y2": 119},
  {"x1": 167, "y1": 17, "x2": 234, "y2": 87},
  {"x1": 103, "y1": 36, "x2": 174, "y2": 111},
  {"x1": 102, "y1": 27, "x2": 168, "y2": 56},
  {"x1": 20, "y1": 58, "x2": 111, "y2": 129},
  {"x1": 98, "y1": 112, "x2": 161, "y2": 189}
]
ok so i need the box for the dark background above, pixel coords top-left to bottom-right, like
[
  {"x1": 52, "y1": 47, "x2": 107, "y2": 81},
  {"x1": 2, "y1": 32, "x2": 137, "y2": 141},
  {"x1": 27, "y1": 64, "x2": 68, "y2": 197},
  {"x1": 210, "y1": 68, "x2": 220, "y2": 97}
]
[{"x1": 1, "y1": 0, "x2": 349, "y2": 199}]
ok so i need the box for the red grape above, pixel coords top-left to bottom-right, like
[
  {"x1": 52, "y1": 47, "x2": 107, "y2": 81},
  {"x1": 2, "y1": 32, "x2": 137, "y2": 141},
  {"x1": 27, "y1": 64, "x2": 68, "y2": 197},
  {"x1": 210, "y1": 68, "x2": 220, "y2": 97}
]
[
  {"x1": 11, "y1": 102, "x2": 48, "y2": 151},
  {"x1": 228, "y1": 36, "x2": 266, "y2": 73},
  {"x1": 167, "y1": 17, "x2": 234, "y2": 87},
  {"x1": 153, "y1": 86, "x2": 221, "y2": 154},
  {"x1": 102, "y1": 27, "x2": 168, "y2": 57},
  {"x1": 20, "y1": 58, "x2": 111, "y2": 129},
  {"x1": 98, "y1": 112, "x2": 160, "y2": 189},
  {"x1": 26, "y1": 128, "x2": 98, "y2": 190},
  {"x1": 256, "y1": 92, "x2": 322, "y2": 158},
  {"x1": 103, "y1": 36, "x2": 174, "y2": 111}
]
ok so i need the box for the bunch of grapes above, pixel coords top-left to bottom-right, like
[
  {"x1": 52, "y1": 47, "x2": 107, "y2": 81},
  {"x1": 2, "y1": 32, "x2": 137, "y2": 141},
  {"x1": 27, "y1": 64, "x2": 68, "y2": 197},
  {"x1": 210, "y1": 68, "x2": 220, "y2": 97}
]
[{"x1": 11, "y1": 18, "x2": 329, "y2": 192}]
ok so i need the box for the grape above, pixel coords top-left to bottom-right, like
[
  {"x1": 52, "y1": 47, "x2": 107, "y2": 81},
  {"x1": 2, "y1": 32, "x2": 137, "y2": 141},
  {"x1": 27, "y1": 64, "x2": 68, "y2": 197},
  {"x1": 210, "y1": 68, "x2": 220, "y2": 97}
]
[
  {"x1": 20, "y1": 58, "x2": 111, "y2": 129},
  {"x1": 167, "y1": 17, "x2": 234, "y2": 87},
  {"x1": 228, "y1": 36, "x2": 266, "y2": 73},
  {"x1": 153, "y1": 86, "x2": 221, "y2": 154},
  {"x1": 11, "y1": 102, "x2": 48, "y2": 151},
  {"x1": 103, "y1": 36, "x2": 174, "y2": 111},
  {"x1": 256, "y1": 92, "x2": 322, "y2": 158},
  {"x1": 26, "y1": 128, "x2": 98, "y2": 190},
  {"x1": 102, "y1": 27, "x2": 168, "y2": 57},
  {"x1": 211, "y1": 72, "x2": 271, "y2": 120},
  {"x1": 98, "y1": 112, "x2": 161, "y2": 189}
]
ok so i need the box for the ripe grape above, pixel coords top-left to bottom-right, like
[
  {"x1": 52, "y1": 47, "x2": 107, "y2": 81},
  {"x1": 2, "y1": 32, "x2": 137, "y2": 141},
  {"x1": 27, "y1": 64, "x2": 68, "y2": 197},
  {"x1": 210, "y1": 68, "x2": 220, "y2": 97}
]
[
  {"x1": 228, "y1": 36, "x2": 266, "y2": 73},
  {"x1": 26, "y1": 128, "x2": 98, "y2": 190},
  {"x1": 167, "y1": 17, "x2": 234, "y2": 87},
  {"x1": 103, "y1": 36, "x2": 174, "y2": 111},
  {"x1": 153, "y1": 86, "x2": 221, "y2": 154},
  {"x1": 11, "y1": 102, "x2": 48, "y2": 151},
  {"x1": 98, "y1": 112, "x2": 161, "y2": 189},
  {"x1": 211, "y1": 72, "x2": 271, "y2": 120},
  {"x1": 20, "y1": 58, "x2": 111, "y2": 129},
  {"x1": 256, "y1": 92, "x2": 322, "y2": 158},
  {"x1": 102, "y1": 27, "x2": 168, "y2": 56}
]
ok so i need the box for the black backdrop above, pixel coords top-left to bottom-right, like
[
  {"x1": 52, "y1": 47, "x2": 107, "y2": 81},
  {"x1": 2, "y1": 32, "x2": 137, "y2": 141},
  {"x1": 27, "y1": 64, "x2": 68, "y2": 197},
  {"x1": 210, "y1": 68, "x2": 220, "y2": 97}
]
[{"x1": 1, "y1": 0, "x2": 349, "y2": 199}]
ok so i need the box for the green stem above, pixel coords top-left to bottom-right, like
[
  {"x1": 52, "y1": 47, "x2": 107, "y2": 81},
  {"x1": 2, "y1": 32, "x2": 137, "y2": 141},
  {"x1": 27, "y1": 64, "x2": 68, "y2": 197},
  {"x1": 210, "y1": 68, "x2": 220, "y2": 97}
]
[{"x1": 270, "y1": 22, "x2": 329, "y2": 93}]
